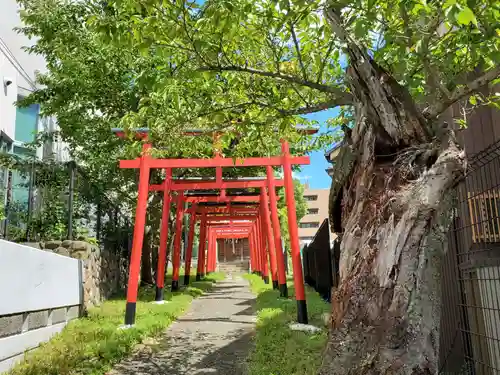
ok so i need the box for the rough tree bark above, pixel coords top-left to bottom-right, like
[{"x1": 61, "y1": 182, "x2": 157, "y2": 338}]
[{"x1": 319, "y1": 7, "x2": 467, "y2": 375}]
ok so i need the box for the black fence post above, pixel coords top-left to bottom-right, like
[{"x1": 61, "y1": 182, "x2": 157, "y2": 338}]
[
  {"x1": 3, "y1": 171, "x2": 12, "y2": 240},
  {"x1": 67, "y1": 161, "x2": 75, "y2": 240},
  {"x1": 26, "y1": 162, "x2": 35, "y2": 241},
  {"x1": 302, "y1": 245, "x2": 306, "y2": 282}
]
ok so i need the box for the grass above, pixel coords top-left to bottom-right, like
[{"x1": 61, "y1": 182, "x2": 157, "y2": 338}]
[
  {"x1": 8, "y1": 272, "x2": 225, "y2": 375},
  {"x1": 243, "y1": 273, "x2": 331, "y2": 375}
]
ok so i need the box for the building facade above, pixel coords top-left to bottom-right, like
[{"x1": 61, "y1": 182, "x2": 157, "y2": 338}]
[
  {"x1": 298, "y1": 187, "x2": 330, "y2": 247},
  {"x1": 0, "y1": 0, "x2": 69, "y2": 210}
]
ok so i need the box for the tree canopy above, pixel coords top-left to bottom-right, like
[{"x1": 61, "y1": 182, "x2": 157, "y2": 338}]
[
  {"x1": 17, "y1": 0, "x2": 500, "y2": 185},
  {"x1": 15, "y1": 0, "x2": 500, "y2": 372}
]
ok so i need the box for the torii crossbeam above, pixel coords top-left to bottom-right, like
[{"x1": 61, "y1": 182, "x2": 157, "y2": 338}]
[{"x1": 114, "y1": 128, "x2": 313, "y2": 326}]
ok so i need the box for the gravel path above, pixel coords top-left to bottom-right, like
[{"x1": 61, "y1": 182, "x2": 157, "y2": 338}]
[{"x1": 109, "y1": 276, "x2": 256, "y2": 375}]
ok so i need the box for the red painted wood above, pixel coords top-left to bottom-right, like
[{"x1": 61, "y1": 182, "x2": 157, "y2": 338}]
[
  {"x1": 215, "y1": 234, "x2": 249, "y2": 239},
  {"x1": 171, "y1": 193, "x2": 185, "y2": 283},
  {"x1": 185, "y1": 196, "x2": 260, "y2": 203},
  {"x1": 197, "y1": 214, "x2": 207, "y2": 276},
  {"x1": 266, "y1": 166, "x2": 287, "y2": 286},
  {"x1": 282, "y1": 140, "x2": 306, "y2": 301},
  {"x1": 126, "y1": 144, "x2": 151, "y2": 305},
  {"x1": 261, "y1": 188, "x2": 278, "y2": 284},
  {"x1": 149, "y1": 179, "x2": 285, "y2": 191},
  {"x1": 258, "y1": 215, "x2": 269, "y2": 279},
  {"x1": 156, "y1": 168, "x2": 172, "y2": 290},
  {"x1": 120, "y1": 155, "x2": 310, "y2": 169},
  {"x1": 184, "y1": 210, "x2": 197, "y2": 279},
  {"x1": 205, "y1": 215, "x2": 257, "y2": 221}
]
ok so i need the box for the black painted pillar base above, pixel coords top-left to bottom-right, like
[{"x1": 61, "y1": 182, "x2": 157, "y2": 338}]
[
  {"x1": 297, "y1": 299, "x2": 308, "y2": 324},
  {"x1": 279, "y1": 283, "x2": 288, "y2": 298},
  {"x1": 155, "y1": 286, "x2": 164, "y2": 302},
  {"x1": 124, "y1": 302, "x2": 136, "y2": 326},
  {"x1": 184, "y1": 274, "x2": 190, "y2": 286},
  {"x1": 263, "y1": 275, "x2": 269, "y2": 284},
  {"x1": 196, "y1": 273, "x2": 202, "y2": 281},
  {"x1": 171, "y1": 280, "x2": 179, "y2": 292},
  {"x1": 272, "y1": 280, "x2": 279, "y2": 290}
]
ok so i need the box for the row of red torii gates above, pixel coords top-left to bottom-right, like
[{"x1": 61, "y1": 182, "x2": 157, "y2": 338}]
[{"x1": 114, "y1": 128, "x2": 315, "y2": 325}]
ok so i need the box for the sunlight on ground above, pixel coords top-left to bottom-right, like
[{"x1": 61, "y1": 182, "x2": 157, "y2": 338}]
[
  {"x1": 243, "y1": 274, "x2": 330, "y2": 375},
  {"x1": 7, "y1": 273, "x2": 225, "y2": 375}
]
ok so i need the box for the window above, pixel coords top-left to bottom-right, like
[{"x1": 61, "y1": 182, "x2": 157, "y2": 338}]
[
  {"x1": 15, "y1": 98, "x2": 39, "y2": 143},
  {"x1": 468, "y1": 191, "x2": 500, "y2": 243},
  {"x1": 304, "y1": 195, "x2": 318, "y2": 201},
  {"x1": 299, "y1": 222, "x2": 320, "y2": 228},
  {"x1": 307, "y1": 208, "x2": 319, "y2": 215},
  {"x1": 11, "y1": 146, "x2": 35, "y2": 206}
]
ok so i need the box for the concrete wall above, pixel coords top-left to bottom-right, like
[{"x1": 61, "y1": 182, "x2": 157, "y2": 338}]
[{"x1": 0, "y1": 240, "x2": 82, "y2": 373}]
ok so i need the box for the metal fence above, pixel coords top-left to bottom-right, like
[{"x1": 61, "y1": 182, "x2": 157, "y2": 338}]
[
  {"x1": 302, "y1": 219, "x2": 338, "y2": 302},
  {"x1": 0, "y1": 160, "x2": 132, "y2": 254},
  {"x1": 440, "y1": 140, "x2": 500, "y2": 375}
]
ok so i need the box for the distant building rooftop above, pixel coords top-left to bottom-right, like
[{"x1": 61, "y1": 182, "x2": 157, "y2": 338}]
[{"x1": 324, "y1": 141, "x2": 342, "y2": 164}]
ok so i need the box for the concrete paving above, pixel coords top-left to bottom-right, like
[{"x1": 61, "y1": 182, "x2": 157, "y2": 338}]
[{"x1": 108, "y1": 276, "x2": 256, "y2": 375}]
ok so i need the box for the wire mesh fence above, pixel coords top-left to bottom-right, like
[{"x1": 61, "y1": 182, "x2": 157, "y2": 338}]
[{"x1": 440, "y1": 139, "x2": 500, "y2": 375}]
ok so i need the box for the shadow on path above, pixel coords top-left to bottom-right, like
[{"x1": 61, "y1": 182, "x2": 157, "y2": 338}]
[{"x1": 108, "y1": 277, "x2": 256, "y2": 375}]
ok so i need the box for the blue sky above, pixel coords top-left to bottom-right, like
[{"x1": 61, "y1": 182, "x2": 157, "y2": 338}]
[{"x1": 295, "y1": 108, "x2": 339, "y2": 189}]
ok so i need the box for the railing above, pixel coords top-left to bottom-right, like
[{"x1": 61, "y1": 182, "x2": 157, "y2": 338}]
[{"x1": 440, "y1": 139, "x2": 500, "y2": 375}]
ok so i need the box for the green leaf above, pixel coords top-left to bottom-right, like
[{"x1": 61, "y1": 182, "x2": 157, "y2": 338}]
[
  {"x1": 442, "y1": 0, "x2": 456, "y2": 9},
  {"x1": 456, "y1": 7, "x2": 478, "y2": 26}
]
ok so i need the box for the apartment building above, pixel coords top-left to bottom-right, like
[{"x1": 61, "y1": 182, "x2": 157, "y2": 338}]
[
  {"x1": 298, "y1": 186, "x2": 330, "y2": 247},
  {"x1": 0, "y1": 0, "x2": 69, "y2": 207}
]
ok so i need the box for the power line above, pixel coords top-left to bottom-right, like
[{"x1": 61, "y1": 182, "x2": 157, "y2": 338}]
[{"x1": 0, "y1": 37, "x2": 37, "y2": 90}]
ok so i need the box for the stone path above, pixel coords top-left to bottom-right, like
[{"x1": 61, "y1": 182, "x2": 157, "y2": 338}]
[{"x1": 109, "y1": 276, "x2": 256, "y2": 375}]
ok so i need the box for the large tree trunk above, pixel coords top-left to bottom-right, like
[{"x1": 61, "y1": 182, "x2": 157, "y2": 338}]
[{"x1": 319, "y1": 9, "x2": 466, "y2": 374}]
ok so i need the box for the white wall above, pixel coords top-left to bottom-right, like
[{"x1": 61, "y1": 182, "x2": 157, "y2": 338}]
[
  {"x1": 0, "y1": 240, "x2": 82, "y2": 315},
  {"x1": 0, "y1": 240, "x2": 82, "y2": 373},
  {"x1": 0, "y1": 50, "x2": 18, "y2": 141}
]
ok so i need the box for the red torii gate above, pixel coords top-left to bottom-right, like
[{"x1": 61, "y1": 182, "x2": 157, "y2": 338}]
[
  {"x1": 114, "y1": 128, "x2": 311, "y2": 326},
  {"x1": 184, "y1": 195, "x2": 270, "y2": 285}
]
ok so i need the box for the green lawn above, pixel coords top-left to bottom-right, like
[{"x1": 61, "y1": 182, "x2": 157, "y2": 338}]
[
  {"x1": 8, "y1": 272, "x2": 225, "y2": 375},
  {"x1": 244, "y1": 274, "x2": 330, "y2": 375}
]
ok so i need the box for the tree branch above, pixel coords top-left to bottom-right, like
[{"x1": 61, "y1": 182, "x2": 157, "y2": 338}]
[
  {"x1": 419, "y1": 14, "x2": 451, "y2": 99},
  {"x1": 424, "y1": 66, "x2": 500, "y2": 119},
  {"x1": 199, "y1": 64, "x2": 351, "y2": 100},
  {"x1": 278, "y1": 99, "x2": 348, "y2": 115},
  {"x1": 399, "y1": 3, "x2": 413, "y2": 49},
  {"x1": 317, "y1": 40, "x2": 336, "y2": 84},
  {"x1": 290, "y1": 21, "x2": 308, "y2": 81}
]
